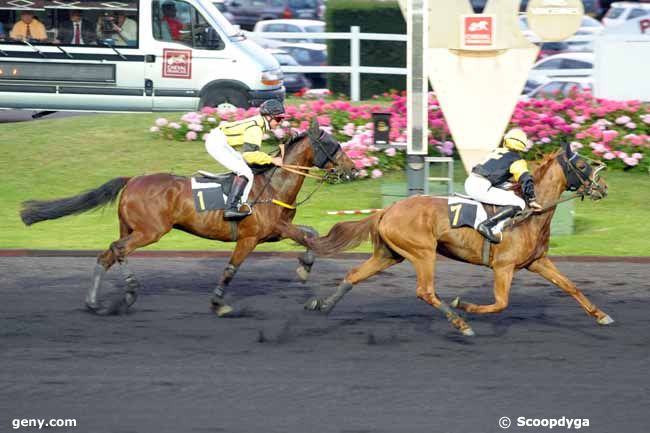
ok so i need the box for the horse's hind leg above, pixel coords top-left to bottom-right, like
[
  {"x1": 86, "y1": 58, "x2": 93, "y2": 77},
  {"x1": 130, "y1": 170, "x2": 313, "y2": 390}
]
[
  {"x1": 88, "y1": 228, "x2": 169, "y2": 314},
  {"x1": 451, "y1": 265, "x2": 515, "y2": 314},
  {"x1": 527, "y1": 256, "x2": 613, "y2": 325},
  {"x1": 85, "y1": 221, "x2": 130, "y2": 311},
  {"x1": 304, "y1": 246, "x2": 402, "y2": 314}
]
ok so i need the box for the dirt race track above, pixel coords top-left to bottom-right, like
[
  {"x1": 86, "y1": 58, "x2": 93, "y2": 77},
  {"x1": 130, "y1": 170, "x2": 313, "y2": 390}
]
[{"x1": 1, "y1": 254, "x2": 649, "y2": 433}]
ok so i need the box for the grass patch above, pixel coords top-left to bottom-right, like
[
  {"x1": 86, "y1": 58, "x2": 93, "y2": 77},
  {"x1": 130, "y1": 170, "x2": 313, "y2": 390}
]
[{"x1": 1, "y1": 113, "x2": 648, "y2": 255}]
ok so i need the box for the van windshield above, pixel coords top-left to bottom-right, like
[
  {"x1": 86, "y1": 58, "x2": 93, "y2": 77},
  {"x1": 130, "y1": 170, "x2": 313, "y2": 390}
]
[{"x1": 204, "y1": 0, "x2": 240, "y2": 38}]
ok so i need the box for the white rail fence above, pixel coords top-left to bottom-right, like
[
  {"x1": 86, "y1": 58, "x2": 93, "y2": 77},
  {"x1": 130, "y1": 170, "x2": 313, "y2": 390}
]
[
  {"x1": 256, "y1": 27, "x2": 596, "y2": 101},
  {"x1": 257, "y1": 26, "x2": 406, "y2": 101}
]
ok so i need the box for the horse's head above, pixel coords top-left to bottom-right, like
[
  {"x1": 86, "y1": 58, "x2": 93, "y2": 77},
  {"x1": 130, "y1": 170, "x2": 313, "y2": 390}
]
[
  {"x1": 558, "y1": 141, "x2": 608, "y2": 200},
  {"x1": 306, "y1": 119, "x2": 356, "y2": 183}
]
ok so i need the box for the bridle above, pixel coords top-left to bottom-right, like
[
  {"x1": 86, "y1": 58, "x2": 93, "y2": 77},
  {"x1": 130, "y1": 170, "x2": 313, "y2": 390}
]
[
  {"x1": 508, "y1": 149, "x2": 607, "y2": 226},
  {"x1": 557, "y1": 150, "x2": 607, "y2": 198},
  {"x1": 249, "y1": 125, "x2": 353, "y2": 210},
  {"x1": 280, "y1": 125, "x2": 354, "y2": 184}
]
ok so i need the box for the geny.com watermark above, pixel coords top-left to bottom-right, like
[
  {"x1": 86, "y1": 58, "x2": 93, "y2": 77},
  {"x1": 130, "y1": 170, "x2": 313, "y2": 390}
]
[
  {"x1": 12, "y1": 418, "x2": 77, "y2": 430},
  {"x1": 499, "y1": 416, "x2": 590, "y2": 430}
]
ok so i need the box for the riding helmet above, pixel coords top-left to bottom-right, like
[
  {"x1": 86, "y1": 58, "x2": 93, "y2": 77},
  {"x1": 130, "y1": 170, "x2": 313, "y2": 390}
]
[
  {"x1": 259, "y1": 99, "x2": 286, "y2": 118},
  {"x1": 503, "y1": 128, "x2": 528, "y2": 152}
]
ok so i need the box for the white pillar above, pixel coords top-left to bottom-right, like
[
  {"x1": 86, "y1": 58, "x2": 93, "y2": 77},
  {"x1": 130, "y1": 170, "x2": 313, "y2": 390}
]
[{"x1": 350, "y1": 26, "x2": 361, "y2": 102}]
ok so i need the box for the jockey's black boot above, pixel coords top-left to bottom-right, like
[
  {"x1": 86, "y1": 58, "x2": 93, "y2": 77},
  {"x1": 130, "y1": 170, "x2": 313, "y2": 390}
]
[
  {"x1": 476, "y1": 206, "x2": 519, "y2": 244},
  {"x1": 223, "y1": 176, "x2": 250, "y2": 220}
]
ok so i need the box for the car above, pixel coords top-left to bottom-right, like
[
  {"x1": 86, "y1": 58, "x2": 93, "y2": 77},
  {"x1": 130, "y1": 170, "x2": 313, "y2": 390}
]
[
  {"x1": 213, "y1": 0, "x2": 235, "y2": 22},
  {"x1": 225, "y1": 0, "x2": 322, "y2": 30},
  {"x1": 523, "y1": 78, "x2": 548, "y2": 95},
  {"x1": 267, "y1": 48, "x2": 311, "y2": 93},
  {"x1": 528, "y1": 52, "x2": 594, "y2": 83},
  {"x1": 522, "y1": 77, "x2": 594, "y2": 100},
  {"x1": 519, "y1": 13, "x2": 603, "y2": 37},
  {"x1": 253, "y1": 18, "x2": 325, "y2": 43},
  {"x1": 275, "y1": 42, "x2": 327, "y2": 88},
  {"x1": 521, "y1": 0, "x2": 604, "y2": 17},
  {"x1": 602, "y1": 1, "x2": 650, "y2": 26}
]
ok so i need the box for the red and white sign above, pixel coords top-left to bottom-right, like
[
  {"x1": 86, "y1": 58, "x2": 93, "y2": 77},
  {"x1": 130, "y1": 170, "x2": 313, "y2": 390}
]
[
  {"x1": 162, "y1": 49, "x2": 192, "y2": 79},
  {"x1": 640, "y1": 18, "x2": 650, "y2": 34},
  {"x1": 461, "y1": 15, "x2": 496, "y2": 49}
]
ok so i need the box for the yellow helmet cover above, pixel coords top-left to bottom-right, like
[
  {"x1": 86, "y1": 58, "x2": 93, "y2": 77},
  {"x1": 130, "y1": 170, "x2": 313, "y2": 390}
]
[{"x1": 503, "y1": 128, "x2": 528, "y2": 152}]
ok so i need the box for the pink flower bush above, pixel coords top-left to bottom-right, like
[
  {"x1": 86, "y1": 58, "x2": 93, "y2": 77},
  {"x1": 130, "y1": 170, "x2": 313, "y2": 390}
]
[{"x1": 151, "y1": 90, "x2": 650, "y2": 173}]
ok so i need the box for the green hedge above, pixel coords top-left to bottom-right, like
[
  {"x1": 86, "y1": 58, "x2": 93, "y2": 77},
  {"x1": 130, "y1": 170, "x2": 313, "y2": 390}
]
[{"x1": 325, "y1": 0, "x2": 405, "y2": 99}]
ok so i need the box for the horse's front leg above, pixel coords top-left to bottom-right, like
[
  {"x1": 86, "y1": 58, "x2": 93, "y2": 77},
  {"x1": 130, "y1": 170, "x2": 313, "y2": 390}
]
[
  {"x1": 452, "y1": 265, "x2": 515, "y2": 314},
  {"x1": 278, "y1": 223, "x2": 319, "y2": 282},
  {"x1": 527, "y1": 256, "x2": 614, "y2": 325},
  {"x1": 211, "y1": 236, "x2": 258, "y2": 317}
]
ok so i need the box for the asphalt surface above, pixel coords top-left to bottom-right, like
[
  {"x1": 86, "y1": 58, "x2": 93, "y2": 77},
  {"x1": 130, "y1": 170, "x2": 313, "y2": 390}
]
[
  {"x1": 0, "y1": 110, "x2": 91, "y2": 124},
  {"x1": 1, "y1": 256, "x2": 648, "y2": 433}
]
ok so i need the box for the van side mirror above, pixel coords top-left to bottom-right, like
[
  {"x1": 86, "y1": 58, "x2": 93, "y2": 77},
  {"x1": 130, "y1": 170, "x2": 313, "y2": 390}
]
[{"x1": 205, "y1": 28, "x2": 223, "y2": 49}]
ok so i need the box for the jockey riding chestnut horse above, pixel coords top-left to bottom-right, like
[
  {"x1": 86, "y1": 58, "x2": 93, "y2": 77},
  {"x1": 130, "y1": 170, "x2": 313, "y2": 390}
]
[{"x1": 305, "y1": 142, "x2": 611, "y2": 336}]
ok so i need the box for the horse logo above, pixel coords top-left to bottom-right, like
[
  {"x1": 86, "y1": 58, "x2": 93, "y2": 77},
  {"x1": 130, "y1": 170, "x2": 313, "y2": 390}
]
[
  {"x1": 468, "y1": 20, "x2": 489, "y2": 32},
  {"x1": 162, "y1": 48, "x2": 192, "y2": 78}
]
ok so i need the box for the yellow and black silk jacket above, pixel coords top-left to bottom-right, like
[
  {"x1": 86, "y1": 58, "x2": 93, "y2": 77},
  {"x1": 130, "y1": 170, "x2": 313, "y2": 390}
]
[
  {"x1": 218, "y1": 114, "x2": 274, "y2": 165},
  {"x1": 472, "y1": 148, "x2": 536, "y2": 202}
]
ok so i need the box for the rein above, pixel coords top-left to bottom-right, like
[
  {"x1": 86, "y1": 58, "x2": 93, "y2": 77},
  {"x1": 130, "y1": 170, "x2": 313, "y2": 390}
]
[
  {"x1": 249, "y1": 134, "x2": 340, "y2": 210},
  {"x1": 506, "y1": 151, "x2": 605, "y2": 227},
  {"x1": 506, "y1": 192, "x2": 583, "y2": 227}
]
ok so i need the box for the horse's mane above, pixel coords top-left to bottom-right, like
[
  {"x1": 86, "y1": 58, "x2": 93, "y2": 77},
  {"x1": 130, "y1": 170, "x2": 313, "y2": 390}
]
[
  {"x1": 532, "y1": 150, "x2": 563, "y2": 179},
  {"x1": 284, "y1": 131, "x2": 309, "y2": 149}
]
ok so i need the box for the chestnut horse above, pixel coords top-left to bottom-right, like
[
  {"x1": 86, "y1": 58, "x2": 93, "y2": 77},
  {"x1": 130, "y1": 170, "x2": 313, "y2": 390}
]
[
  {"x1": 21, "y1": 121, "x2": 355, "y2": 315},
  {"x1": 304, "y1": 142, "x2": 612, "y2": 336}
]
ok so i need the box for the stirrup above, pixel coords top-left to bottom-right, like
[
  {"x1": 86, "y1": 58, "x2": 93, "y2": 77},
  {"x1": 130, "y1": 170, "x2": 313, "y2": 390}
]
[
  {"x1": 239, "y1": 202, "x2": 253, "y2": 215},
  {"x1": 223, "y1": 203, "x2": 252, "y2": 220},
  {"x1": 477, "y1": 223, "x2": 502, "y2": 244}
]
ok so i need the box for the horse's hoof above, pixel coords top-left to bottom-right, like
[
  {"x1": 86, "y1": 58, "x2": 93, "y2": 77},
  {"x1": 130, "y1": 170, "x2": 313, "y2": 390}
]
[
  {"x1": 450, "y1": 296, "x2": 461, "y2": 309},
  {"x1": 215, "y1": 305, "x2": 235, "y2": 317},
  {"x1": 125, "y1": 291, "x2": 137, "y2": 307},
  {"x1": 304, "y1": 297, "x2": 322, "y2": 311},
  {"x1": 85, "y1": 300, "x2": 101, "y2": 312},
  {"x1": 461, "y1": 327, "x2": 476, "y2": 337},
  {"x1": 296, "y1": 266, "x2": 310, "y2": 283},
  {"x1": 597, "y1": 314, "x2": 614, "y2": 325}
]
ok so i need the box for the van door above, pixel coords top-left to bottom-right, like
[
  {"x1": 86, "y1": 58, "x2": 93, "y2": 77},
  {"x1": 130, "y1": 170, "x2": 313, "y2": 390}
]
[{"x1": 146, "y1": 0, "x2": 228, "y2": 111}]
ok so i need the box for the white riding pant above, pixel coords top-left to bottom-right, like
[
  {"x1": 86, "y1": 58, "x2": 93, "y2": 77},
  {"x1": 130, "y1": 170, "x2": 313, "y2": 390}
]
[
  {"x1": 464, "y1": 173, "x2": 526, "y2": 210},
  {"x1": 205, "y1": 128, "x2": 254, "y2": 203}
]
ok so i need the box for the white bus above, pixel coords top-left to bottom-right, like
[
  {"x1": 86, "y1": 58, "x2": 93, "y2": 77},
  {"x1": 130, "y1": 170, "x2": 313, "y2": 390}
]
[{"x1": 0, "y1": 0, "x2": 285, "y2": 113}]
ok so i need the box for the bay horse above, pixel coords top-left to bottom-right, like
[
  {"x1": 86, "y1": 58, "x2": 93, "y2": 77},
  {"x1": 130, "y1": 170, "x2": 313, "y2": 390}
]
[
  {"x1": 304, "y1": 142, "x2": 612, "y2": 336},
  {"x1": 21, "y1": 121, "x2": 355, "y2": 316}
]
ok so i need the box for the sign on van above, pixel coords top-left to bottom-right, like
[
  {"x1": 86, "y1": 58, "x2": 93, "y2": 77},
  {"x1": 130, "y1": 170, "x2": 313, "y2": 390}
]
[{"x1": 163, "y1": 49, "x2": 193, "y2": 79}]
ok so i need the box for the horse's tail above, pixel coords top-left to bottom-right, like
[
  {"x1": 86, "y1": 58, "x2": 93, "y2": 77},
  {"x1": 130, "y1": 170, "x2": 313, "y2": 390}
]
[
  {"x1": 307, "y1": 211, "x2": 384, "y2": 256},
  {"x1": 20, "y1": 177, "x2": 131, "y2": 226}
]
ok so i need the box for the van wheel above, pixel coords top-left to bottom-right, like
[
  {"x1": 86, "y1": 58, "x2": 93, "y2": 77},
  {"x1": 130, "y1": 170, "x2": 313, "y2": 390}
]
[{"x1": 200, "y1": 87, "x2": 250, "y2": 109}]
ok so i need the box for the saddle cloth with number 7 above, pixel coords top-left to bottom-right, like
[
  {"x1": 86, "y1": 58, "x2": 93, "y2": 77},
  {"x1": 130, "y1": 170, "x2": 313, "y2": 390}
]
[{"x1": 447, "y1": 195, "x2": 508, "y2": 235}]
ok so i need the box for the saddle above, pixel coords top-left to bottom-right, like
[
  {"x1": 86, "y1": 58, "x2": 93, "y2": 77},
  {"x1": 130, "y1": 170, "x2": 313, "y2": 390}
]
[
  {"x1": 192, "y1": 163, "x2": 275, "y2": 213},
  {"x1": 447, "y1": 193, "x2": 522, "y2": 232}
]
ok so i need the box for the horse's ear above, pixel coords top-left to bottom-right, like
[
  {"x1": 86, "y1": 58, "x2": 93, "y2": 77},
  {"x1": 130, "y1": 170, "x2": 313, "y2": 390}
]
[
  {"x1": 308, "y1": 118, "x2": 321, "y2": 142},
  {"x1": 562, "y1": 141, "x2": 573, "y2": 158},
  {"x1": 309, "y1": 118, "x2": 320, "y2": 134}
]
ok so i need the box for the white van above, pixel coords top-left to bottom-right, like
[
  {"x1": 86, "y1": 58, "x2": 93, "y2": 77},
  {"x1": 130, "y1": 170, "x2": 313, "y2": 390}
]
[{"x1": 0, "y1": 0, "x2": 285, "y2": 112}]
